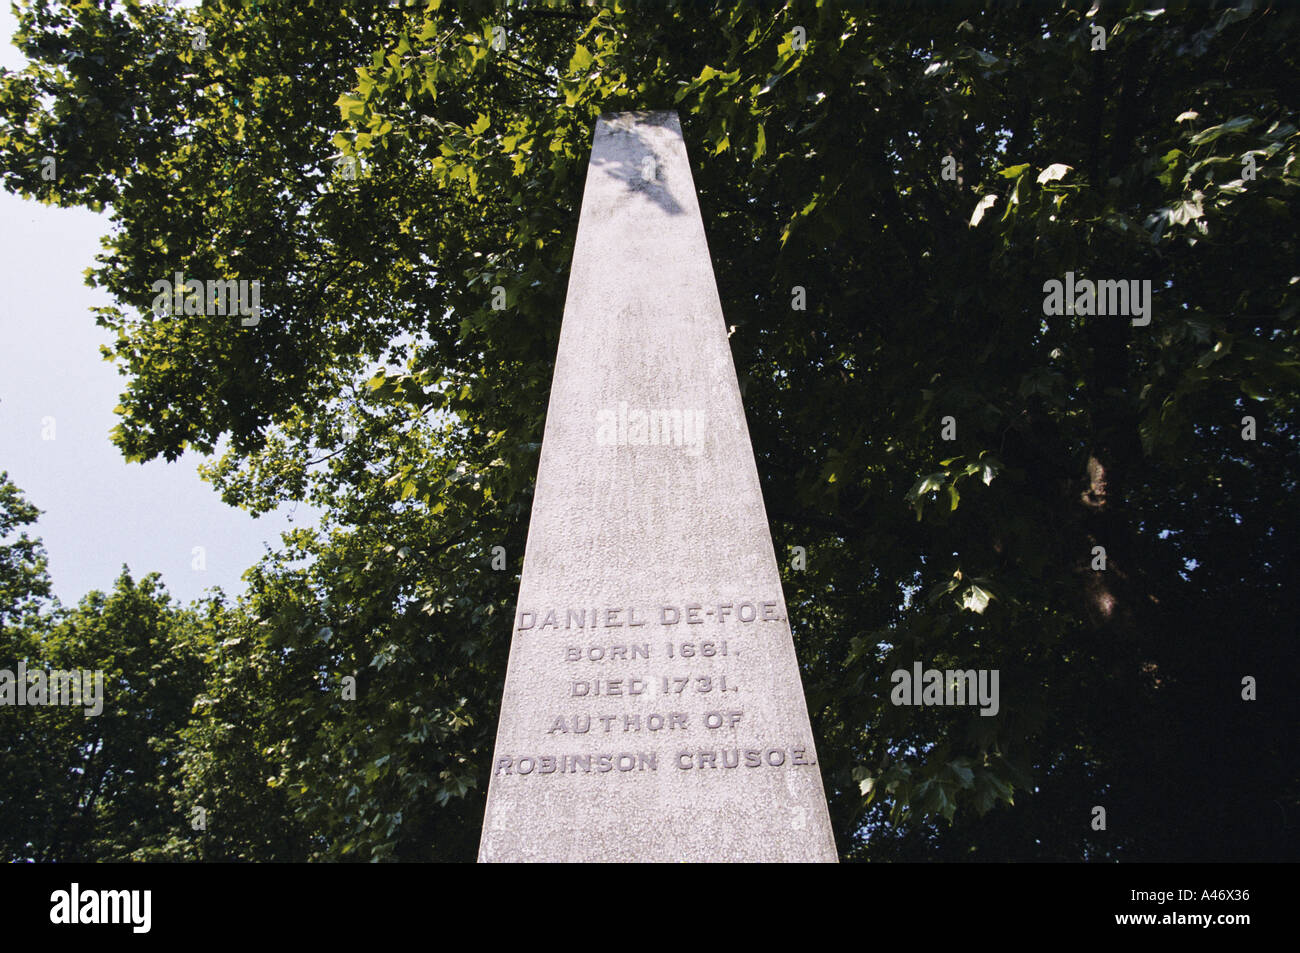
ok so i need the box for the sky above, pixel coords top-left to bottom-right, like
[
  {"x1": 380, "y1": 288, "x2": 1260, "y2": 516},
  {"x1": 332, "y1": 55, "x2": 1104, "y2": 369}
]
[{"x1": 0, "y1": 7, "x2": 316, "y2": 608}]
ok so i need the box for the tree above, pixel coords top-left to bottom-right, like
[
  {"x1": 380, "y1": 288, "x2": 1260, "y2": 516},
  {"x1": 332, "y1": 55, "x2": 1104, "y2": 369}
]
[
  {"x1": 1, "y1": 0, "x2": 1295, "y2": 860},
  {"x1": 0, "y1": 563, "x2": 213, "y2": 861},
  {"x1": 0, "y1": 470, "x2": 51, "y2": 631}
]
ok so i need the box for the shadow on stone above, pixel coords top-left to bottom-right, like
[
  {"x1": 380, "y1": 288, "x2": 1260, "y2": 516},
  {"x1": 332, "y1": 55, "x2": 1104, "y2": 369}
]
[{"x1": 590, "y1": 111, "x2": 685, "y2": 216}]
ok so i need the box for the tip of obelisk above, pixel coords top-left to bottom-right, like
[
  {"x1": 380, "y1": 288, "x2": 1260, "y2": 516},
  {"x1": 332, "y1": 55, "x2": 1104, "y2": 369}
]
[{"x1": 598, "y1": 109, "x2": 680, "y2": 132}]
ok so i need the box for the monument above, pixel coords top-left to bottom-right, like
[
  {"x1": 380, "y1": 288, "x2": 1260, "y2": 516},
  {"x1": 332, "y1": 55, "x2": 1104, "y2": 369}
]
[{"x1": 478, "y1": 111, "x2": 838, "y2": 862}]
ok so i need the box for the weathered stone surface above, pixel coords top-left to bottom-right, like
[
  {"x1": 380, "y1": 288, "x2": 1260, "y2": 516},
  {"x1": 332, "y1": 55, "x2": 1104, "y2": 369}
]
[{"x1": 478, "y1": 111, "x2": 837, "y2": 862}]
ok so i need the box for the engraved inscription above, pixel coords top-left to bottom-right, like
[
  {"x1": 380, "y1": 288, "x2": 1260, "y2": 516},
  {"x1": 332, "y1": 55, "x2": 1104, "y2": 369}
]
[
  {"x1": 490, "y1": 745, "x2": 817, "y2": 778},
  {"x1": 565, "y1": 644, "x2": 651, "y2": 661},
  {"x1": 676, "y1": 747, "x2": 815, "y2": 769},
  {"x1": 504, "y1": 594, "x2": 797, "y2": 784},
  {"x1": 518, "y1": 600, "x2": 783, "y2": 631},
  {"x1": 547, "y1": 712, "x2": 690, "y2": 733},
  {"x1": 494, "y1": 753, "x2": 659, "y2": 775}
]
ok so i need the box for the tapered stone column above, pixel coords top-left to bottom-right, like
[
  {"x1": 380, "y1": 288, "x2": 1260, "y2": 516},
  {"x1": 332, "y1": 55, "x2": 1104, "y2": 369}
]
[{"x1": 478, "y1": 111, "x2": 837, "y2": 862}]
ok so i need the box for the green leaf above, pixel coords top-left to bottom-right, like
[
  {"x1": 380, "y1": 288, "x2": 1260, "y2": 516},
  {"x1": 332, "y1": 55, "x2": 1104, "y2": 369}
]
[
  {"x1": 1189, "y1": 115, "x2": 1255, "y2": 147},
  {"x1": 960, "y1": 584, "x2": 992, "y2": 614},
  {"x1": 1036, "y1": 163, "x2": 1072, "y2": 184},
  {"x1": 570, "y1": 44, "x2": 593, "y2": 73},
  {"x1": 969, "y1": 194, "x2": 997, "y2": 227},
  {"x1": 335, "y1": 93, "x2": 365, "y2": 121},
  {"x1": 949, "y1": 760, "x2": 975, "y2": 788},
  {"x1": 907, "y1": 472, "x2": 948, "y2": 500}
]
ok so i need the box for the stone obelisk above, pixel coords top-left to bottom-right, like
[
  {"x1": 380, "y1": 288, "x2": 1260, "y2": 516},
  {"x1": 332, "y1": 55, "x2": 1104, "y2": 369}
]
[{"x1": 478, "y1": 111, "x2": 837, "y2": 862}]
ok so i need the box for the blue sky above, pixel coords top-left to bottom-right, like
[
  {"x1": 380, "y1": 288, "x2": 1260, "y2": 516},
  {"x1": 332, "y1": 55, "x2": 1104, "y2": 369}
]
[{"x1": 0, "y1": 7, "x2": 314, "y2": 608}]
